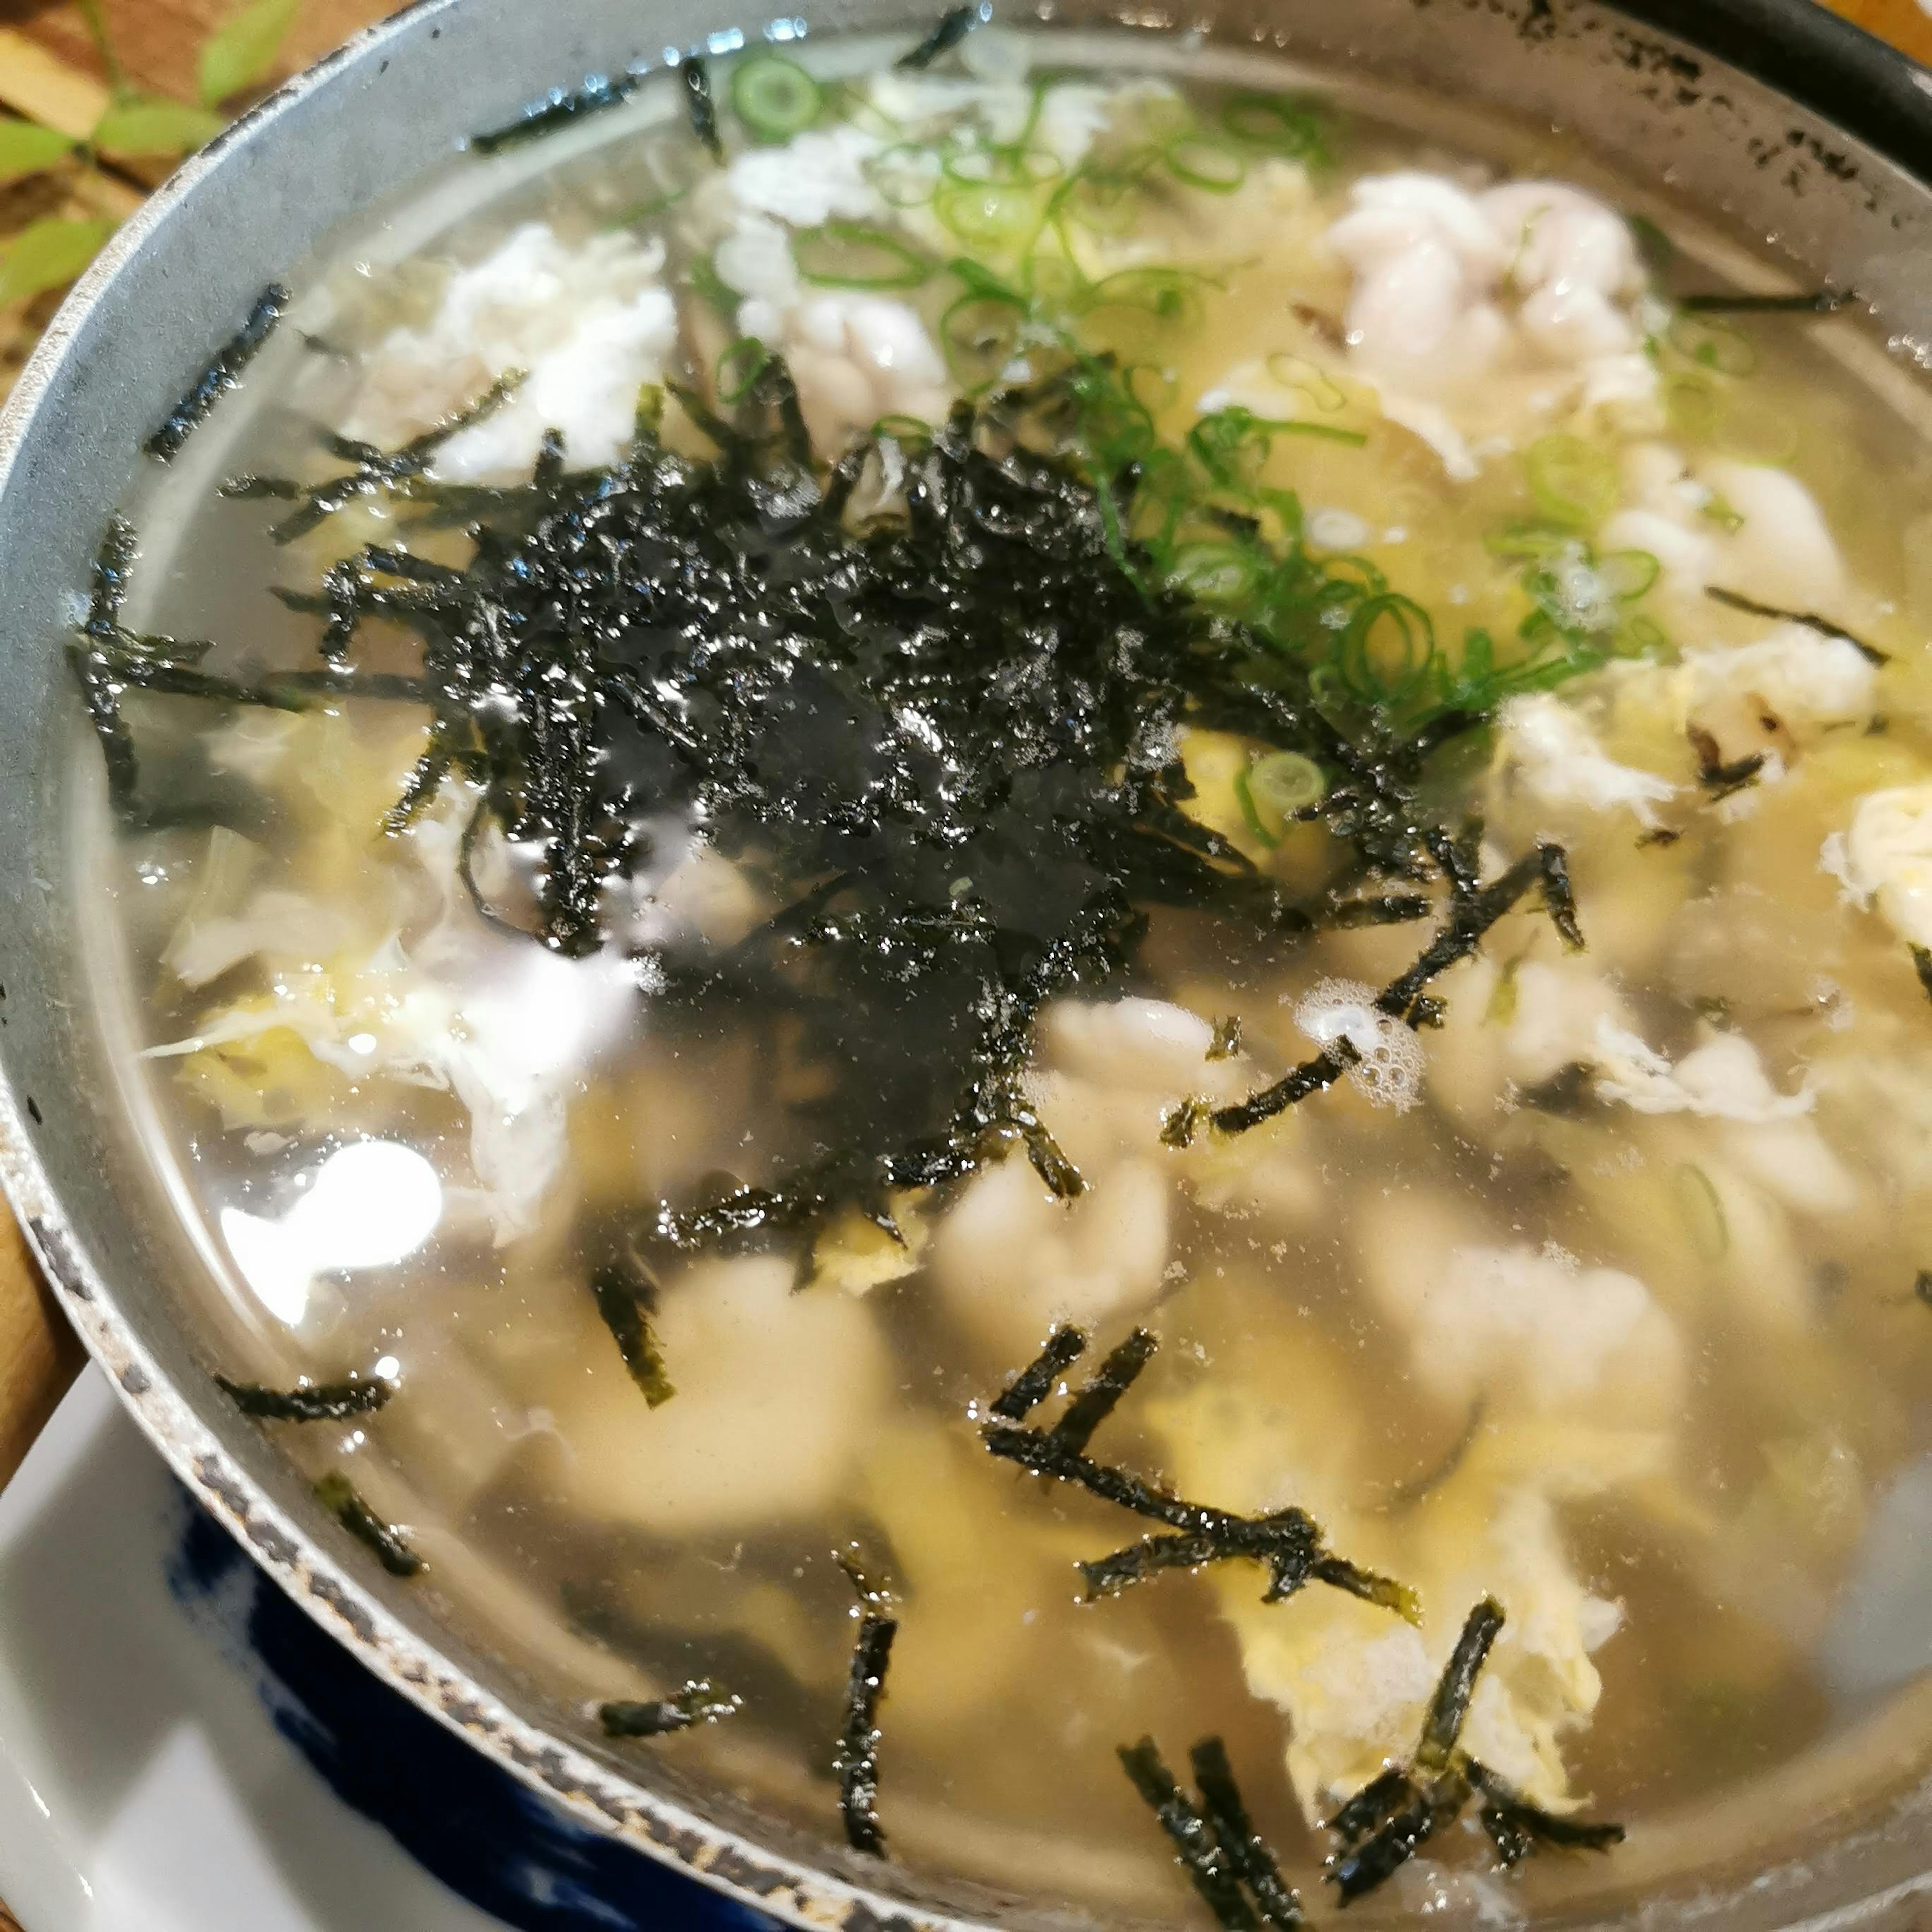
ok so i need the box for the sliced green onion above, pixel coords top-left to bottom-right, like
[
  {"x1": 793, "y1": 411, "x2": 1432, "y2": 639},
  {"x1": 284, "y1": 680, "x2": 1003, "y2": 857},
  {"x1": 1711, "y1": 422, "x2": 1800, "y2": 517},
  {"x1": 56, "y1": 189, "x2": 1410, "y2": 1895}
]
[
  {"x1": 730, "y1": 54, "x2": 823, "y2": 141},
  {"x1": 933, "y1": 178, "x2": 1044, "y2": 250},
  {"x1": 1167, "y1": 542, "x2": 1263, "y2": 605},
  {"x1": 1164, "y1": 136, "x2": 1246, "y2": 193},
  {"x1": 1220, "y1": 92, "x2": 1326, "y2": 161},
  {"x1": 716, "y1": 335, "x2": 771, "y2": 403},
  {"x1": 794, "y1": 221, "x2": 932, "y2": 290},
  {"x1": 1675, "y1": 1163, "x2": 1728, "y2": 1261},
  {"x1": 1125, "y1": 363, "x2": 1178, "y2": 414},
  {"x1": 1265, "y1": 350, "x2": 1347, "y2": 412},
  {"x1": 1231, "y1": 766, "x2": 1281, "y2": 849},
  {"x1": 1052, "y1": 163, "x2": 1145, "y2": 238},
  {"x1": 866, "y1": 141, "x2": 941, "y2": 208},
  {"x1": 688, "y1": 251, "x2": 739, "y2": 320},
  {"x1": 871, "y1": 411, "x2": 935, "y2": 445},
  {"x1": 1250, "y1": 750, "x2": 1325, "y2": 814},
  {"x1": 1595, "y1": 548, "x2": 1661, "y2": 603},
  {"x1": 1082, "y1": 265, "x2": 1216, "y2": 324},
  {"x1": 943, "y1": 144, "x2": 1061, "y2": 187},
  {"x1": 604, "y1": 185, "x2": 690, "y2": 230},
  {"x1": 940, "y1": 294, "x2": 1024, "y2": 391},
  {"x1": 1667, "y1": 311, "x2": 1758, "y2": 378},
  {"x1": 1663, "y1": 373, "x2": 1721, "y2": 442},
  {"x1": 1700, "y1": 491, "x2": 1745, "y2": 533},
  {"x1": 1524, "y1": 433, "x2": 1619, "y2": 531}
]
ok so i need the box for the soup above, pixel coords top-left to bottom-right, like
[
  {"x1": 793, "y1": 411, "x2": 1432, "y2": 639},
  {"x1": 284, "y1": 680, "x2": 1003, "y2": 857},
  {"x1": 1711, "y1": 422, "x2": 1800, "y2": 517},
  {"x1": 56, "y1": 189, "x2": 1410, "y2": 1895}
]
[{"x1": 69, "y1": 17, "x2": 1932, "y2": 1922}]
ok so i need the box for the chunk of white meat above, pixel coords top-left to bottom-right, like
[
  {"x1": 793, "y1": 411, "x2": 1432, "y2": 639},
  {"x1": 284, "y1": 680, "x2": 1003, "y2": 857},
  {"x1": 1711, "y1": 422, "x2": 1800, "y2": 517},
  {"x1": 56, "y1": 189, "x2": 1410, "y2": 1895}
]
[
  {"x1": 724, "y1": 123, "x2": 882, "y2": 227},
  {"x1": 1358, "y1": 1194, "x2": 1685, "y2": 1426},
  {"x1": 934, "y1": 997, "x2": 1264, "y2": 1357},
  {"x1": 558, "y1": 1256, "x2": 891, "y2": 1535},
  {"x1": 1603, "y1": 448, "x2": 1849, "y2": 615},
  {"x1": 1426, "y1": 953, "x2": 1633, "y2": 1124},
  {"x1": 1325, "y1": 173, "x2": 1511, "y2": 387},
  {"x1": 1040, "y1": 996, "x2": 1229, "y2": 1093},
  {"x1": 1481, "y1": 181, "x2": 1647, "y2": 361},
  {"x1": 1324, "y1": 173, "x2": 1652, "y2": 473},
  {"x1": 1492, "y1": 691, "x2": 1677, "y2": 825},
  {"x1": 345, "y1": 223, "x2": 678, "y2": 481},
  {"x1": 718, "y1": 215, "x2": 950, "y2": 449},
  {"x1": 1830, "y1": 784, "x2": 1932, "y2": 948},
  {"x1": 934, "y1": 1152, "x2": 1170, "y2": 1364},
  {"x1": 774, "y1": 291, "x2": 951, "y2": 451},
  {"x1": 1592, "y1": 1023, "x2": 1814, "y2": 1122}
]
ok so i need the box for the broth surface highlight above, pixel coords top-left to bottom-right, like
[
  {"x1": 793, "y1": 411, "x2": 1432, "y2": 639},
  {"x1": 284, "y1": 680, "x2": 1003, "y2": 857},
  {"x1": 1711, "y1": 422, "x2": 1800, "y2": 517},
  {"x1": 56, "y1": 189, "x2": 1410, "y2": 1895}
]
[{"x1": 74, "y1": 23, "x2": 1932, "y2": 1921}]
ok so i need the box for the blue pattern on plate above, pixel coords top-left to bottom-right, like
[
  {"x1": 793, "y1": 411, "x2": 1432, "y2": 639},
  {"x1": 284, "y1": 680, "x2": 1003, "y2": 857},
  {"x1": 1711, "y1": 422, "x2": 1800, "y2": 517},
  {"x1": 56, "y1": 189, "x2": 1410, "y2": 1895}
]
[{"x1": 168, "y1": 1499, "x2": 782, "y2": 1931}]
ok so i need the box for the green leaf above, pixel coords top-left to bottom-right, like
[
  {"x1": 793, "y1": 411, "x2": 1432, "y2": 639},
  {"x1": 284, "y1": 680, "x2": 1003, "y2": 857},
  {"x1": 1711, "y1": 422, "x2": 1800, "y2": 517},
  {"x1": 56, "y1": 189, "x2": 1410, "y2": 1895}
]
[
  {"x1": 0, "y1": 218, "x2": 115, "y2": 306},
  {"x1": 92, "y1": 97, "x2": 226, "y2": 159},
  {"x1": 198, "y1": 0, "x2": 301, "y2": 108},
  {"x1": 0, "y1": 121, "x2": 78, "y2": 188}
]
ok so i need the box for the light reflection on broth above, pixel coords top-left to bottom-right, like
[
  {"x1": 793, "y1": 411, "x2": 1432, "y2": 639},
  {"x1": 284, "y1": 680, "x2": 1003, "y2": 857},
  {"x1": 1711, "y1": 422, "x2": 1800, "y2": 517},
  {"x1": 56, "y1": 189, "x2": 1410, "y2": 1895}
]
[{"x1": 72, "y1": 22, "x2": 1932, "y2": 1922}]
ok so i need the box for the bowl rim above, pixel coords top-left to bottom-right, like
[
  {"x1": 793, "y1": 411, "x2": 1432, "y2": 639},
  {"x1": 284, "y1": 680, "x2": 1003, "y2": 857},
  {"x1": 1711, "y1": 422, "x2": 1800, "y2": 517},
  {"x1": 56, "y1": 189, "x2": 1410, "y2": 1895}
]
[{"x1": 3, "y1": 1, "x2": 1932, "y2": 1927}]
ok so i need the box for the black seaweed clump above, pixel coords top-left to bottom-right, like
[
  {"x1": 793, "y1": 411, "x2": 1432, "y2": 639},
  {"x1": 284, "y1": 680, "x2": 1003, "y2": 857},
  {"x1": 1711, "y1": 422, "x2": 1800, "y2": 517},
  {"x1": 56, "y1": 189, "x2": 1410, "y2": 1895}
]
[
  {"x1": 832, "y1": 1547, "x2": 898, "y2": 1856},
  {"x1": 218, "y1": 1373, "x2": 395, "y2": 1422},
  {"x1": 79, "y1": 327, "x2": 1571, "y2": 1269},
  {"x1": 983, "y1": 1329, "x2": 1418, "y2": 1618},
  {"x1": 314, "y1": 1471, "x2": 423, "y2": 1578},
  {"x1": 1324, "y1": 1599, "x2": 1623, "y2": 1904},
  {"x1": 146, "y1": 283, "x2": 288, "y2": 462},
  {"x1": 1119, "y1": 1734, "x2": 1301, "y2": 1930},
  {"x1": 600, "y1": 1678, "x2": 741, "y2": 1738}
]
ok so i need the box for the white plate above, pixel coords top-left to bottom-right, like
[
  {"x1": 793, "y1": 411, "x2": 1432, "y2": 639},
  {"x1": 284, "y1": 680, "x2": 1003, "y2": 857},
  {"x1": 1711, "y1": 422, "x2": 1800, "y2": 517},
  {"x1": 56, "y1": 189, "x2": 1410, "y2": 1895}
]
[{"x1": 0, "y1": 1368, "x2": 772, "y2": 1932}]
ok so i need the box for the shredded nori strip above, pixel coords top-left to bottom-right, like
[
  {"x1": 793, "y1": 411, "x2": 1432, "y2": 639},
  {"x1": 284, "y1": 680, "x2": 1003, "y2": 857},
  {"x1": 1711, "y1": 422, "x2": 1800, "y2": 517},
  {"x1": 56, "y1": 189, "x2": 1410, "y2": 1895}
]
[
  {"x1": 1910, "y1": 946, "x2": 1932, "y2": 1006},
  {"x1": 834, "y1": 1559, "x2": 898, "y2": 1856},
  {"x1": 473, "y1": 74, "x2": 634, "y2": 155},
  {"x1": 898, "y1": 3, "x2": 989, "y2": 70},
  {"x1": 1678, "y1": 286, "x2": 1850, "y2": 315},
  {"x1": 1119, "y1": 1738, "x2": 1262, "y2": 1930},
  {"x1": 683, "y1": 56, "x2": 723, "y2": 162},
  {"x1": 1688, "y1": 723, "x2": 1767, "y2": 799},
  {"x1": 217, "y1": 1374, "x2": 395, "y2": 1422},
  {"x1": 1706, "y1": 585, "x2": 1888, "y2": 664},
  {"x1": 1190, "y1": 1738, "x2": 1303, "y2": 1930},
  {"x1": 1537, "y1": 843, "x2": 1585, "y2": 950},
  {"x1": 1915, "y1": 1269, "x2": 1932, "y2": 1309},
  {"x1": 1324, "y1": 1599, "x2": 1621, "y2": 1903},
  {"x1": 990, "y1": 1324, "x2": 1089, "y2": 1420},
  {"x1": 1050, "y1": 1327, "x2": 1157, "y2": 1454},
  {"x1": 600, "y1": 1679, "x2": 741, "y2": 1737},
  {"x1": 1417, "y1": 1596, "x2": 1502, "y2": 1768},
  {"x1": 590, "y1": 1259, "x2": 676, "y2": 1406},
  {"x1": 981, "y1": 1346, "x2": 1415, "y2": 1619},
  {"x1": 1206, "y1": 1015, "x2": 1244, "y2": 1060},
  {"x1": 146, "y1": 284, "x2": 288, "y2": 462},
  {"x1": 1206, "y1": 1040, "x2": 1358, "y2": 1137},
  {"x1": 314, "y1": 1472, "x2": 423, "y2": 1578},
  {"x1": 1465, "y1": 1761, "x2": 1625, "y2": 1866}
]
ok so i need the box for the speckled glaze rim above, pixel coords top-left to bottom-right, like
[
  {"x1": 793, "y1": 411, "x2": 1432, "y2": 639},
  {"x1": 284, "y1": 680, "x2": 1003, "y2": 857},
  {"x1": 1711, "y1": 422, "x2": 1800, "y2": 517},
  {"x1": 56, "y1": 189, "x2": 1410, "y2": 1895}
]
[{"x1": 4, "y1": 2, "x2": 1932, "y2": 1927}]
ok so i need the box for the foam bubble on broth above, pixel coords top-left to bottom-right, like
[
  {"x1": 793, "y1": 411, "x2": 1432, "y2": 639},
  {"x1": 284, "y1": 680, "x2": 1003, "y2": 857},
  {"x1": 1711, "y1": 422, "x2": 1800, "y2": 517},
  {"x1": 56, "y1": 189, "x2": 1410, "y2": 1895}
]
[{"x1": 67, "y1": 20, "x2": 1932, "y2": 1919}]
